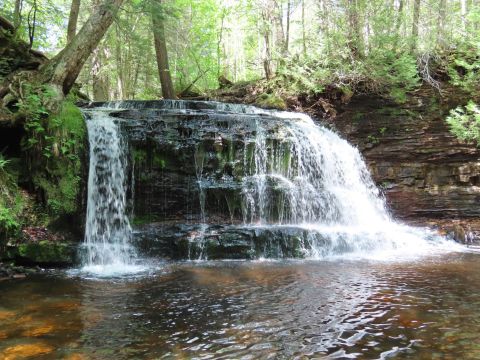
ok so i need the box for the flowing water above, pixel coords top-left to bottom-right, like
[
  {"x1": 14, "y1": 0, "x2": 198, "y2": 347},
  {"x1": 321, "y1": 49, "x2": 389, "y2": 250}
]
[
  {"x1": 79, "y1": 100, "x2": 457, "y2": 269},
  {"x1": 82, "y1": 110, "x2": 145, "y2": 276},
  {"x1": 2, "y1": 253, "x2": 480, "y2": 359}
]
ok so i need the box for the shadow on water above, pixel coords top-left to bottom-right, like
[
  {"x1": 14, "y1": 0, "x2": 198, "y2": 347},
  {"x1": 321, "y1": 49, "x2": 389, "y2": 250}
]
[{"x1": 1, "y1": 253, "x2": 480, "y2": 359}]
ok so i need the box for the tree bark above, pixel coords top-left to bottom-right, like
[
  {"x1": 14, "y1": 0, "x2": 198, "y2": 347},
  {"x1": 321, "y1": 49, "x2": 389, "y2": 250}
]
[
  {"x1": 395, "y1": 0, "x2": 404, "y2": 34},
  {"x1": 67, "y1": 0, "x2": 81, "y2": 43},
  {"x1": 13, "y1": 0, "x2": 22, "y2": 30},
  {"x1": 152, "y1": 0, "x2": 175, "y2": 99},
  {"x1": 460, "y1": 0, "x2": 467, "y2": 32},
  {"x1": 411, "y1": 0, "x2": 420, "y2": 53},
  {"x1": 39, "y1": 0, "x2": 124, "y2": 96},
  {"x1": 285, "y1": 0, "x2": 291, "y2": 54},
  {"x1": 92, "y1": 45, "x2": 109, "y2": 101},
  {"x1": 346, "y1": 0, "x2": 364, "y2": 58},
  {"x1": 437, "y1": 0, "x2": 447, "y2": 48},
  {"x1": 263, "y1": 31, "x2": 273, "y2": 80}
]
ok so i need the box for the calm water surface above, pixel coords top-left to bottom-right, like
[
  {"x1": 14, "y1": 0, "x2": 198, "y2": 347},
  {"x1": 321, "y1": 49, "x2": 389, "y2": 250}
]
[{"x1": 1, "y1": 252, "x2": 480, "y2": 359}]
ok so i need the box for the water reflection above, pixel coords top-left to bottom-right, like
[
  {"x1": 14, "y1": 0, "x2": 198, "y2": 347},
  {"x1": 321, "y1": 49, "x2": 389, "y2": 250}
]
[{"x1": 1, "y1": 254, "x2": 480, "y2": 359}]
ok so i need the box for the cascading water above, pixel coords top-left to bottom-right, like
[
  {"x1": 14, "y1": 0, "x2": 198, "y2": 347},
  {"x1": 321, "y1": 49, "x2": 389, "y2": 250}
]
[
  {"x1": 239, "y1": 112, "x2": 454, "y2": 258},
  {"x1": 81, "y1": 110, "x2": 145, "y2": 275},
  {"x1": 242, "y1": 114, "x2": 389, "y2": 226},
  {"x1": 80, "y1": 100, "x2": 458, "y2": 266}
]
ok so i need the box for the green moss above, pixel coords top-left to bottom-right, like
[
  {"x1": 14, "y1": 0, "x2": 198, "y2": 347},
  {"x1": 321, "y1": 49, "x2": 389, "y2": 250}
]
[
  {"x1": 133, "y1": 148, "x2": 147, "y2": 163},
  {"x1": 35, "y1": 169, "x2": 81, "y2": 215},
  {"x1": 256, "y1": 93, "x2": 287, "y2": 110},
  {"x1": 0, "y1": 161, "x2": 27, "y2": 251},
  {"x1": 11, "y1": 241, "x2": 75, "y2": 264},
  {"x1": 23, "y1": 97, "x2": 87, "y2": 218},
  {"x1": 153, "y1": 154, "x2": 167, "y2": 169},
  {"x1": 131, "y1": 214, "x2": 160, "y2": 226}
]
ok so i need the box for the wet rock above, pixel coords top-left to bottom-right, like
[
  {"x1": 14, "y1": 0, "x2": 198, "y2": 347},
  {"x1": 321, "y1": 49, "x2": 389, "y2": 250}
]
[
  {"x1": 0, "y1": 262, "x2": 43, "y2": 281},
  {"x1": 133, "y1": 223, "x2": 313, "y2": 259}
]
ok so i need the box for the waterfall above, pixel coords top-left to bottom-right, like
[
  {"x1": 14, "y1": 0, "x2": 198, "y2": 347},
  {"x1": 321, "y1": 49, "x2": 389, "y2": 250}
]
[
  {"x1": 79, "y1": 100, "x2": 457, "y2": 267},
  {"x1": 81, "y1": 110, "x2": 145, "y2": 275},
  {"x1": 242, "y1": 113, "x2": 389, "y2": 226},
  {"x1": 239, "y1": 112, "x2": 454, "y2": 258}
]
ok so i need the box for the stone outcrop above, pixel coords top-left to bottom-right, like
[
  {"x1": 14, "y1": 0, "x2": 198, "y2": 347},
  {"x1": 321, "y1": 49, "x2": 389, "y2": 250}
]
[{"x1": 331, "y1": 86, "x2": 480, "y2": 242}]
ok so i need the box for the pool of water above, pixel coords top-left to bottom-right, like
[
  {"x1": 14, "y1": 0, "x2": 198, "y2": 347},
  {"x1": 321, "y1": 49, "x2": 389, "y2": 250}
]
[{"x1": 1, "y1": 252, "x2": 480, "y2": 359}]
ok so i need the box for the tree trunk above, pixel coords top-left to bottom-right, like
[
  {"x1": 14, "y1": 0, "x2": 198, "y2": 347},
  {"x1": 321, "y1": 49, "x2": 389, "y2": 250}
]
[
  {"x1": 13, "y1": 0, "x2": 22, "y2": 30},
  {"x1": 39, "y1": 0, "x2": 124, "y2": 96},
  {"x1": 114, "y1": 24, "x2": 124, "y2": 99},
  {"x1": 460, "y1": 0, "x2": 467, "y2": 32},
  {"x1": 395, "y1": 0, "x2": 404, "y2": 34},
  {"x1": 301, "y1": 0, "x2": 306, "y2": 56},
  {"x1": 411, "y1": 0, "x2": 420, "y2": 53},
  {"x1": 67, "y1": 0, "x2": 81, "y2": 43},
  {"x1": 152, "y1": 0, "x2": 175, "y2": 99},
  {"x1": 273, "y1": 1, "x2": 285, "y2": 55},
  {"x1": 346, "y1": 0, "x2": 364, "y2": 58},
  {"x1": 263, "y1": 31, "x2": 273, "y2": 80},
  {"x1": 285, "y1": 0, "x2": 291, "y2": 54},
  {"x1": 437, "y1": 0, "x2": 447, "y2": 48},
  {"x1": 92, "y1": 45, "x2": 109, "y2": 101}
]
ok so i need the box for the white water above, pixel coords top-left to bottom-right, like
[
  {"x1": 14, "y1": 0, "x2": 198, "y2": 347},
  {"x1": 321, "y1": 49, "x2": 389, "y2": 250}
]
[
  {"x1": 81, "y1": 110, "x2": 146, "y2": 276},
  {"x1": 240, "y1": 112, "x2": 460, "y2": 258},
  {"x1": 79, "y1": 101, "x2": 460, "y2": 273}
]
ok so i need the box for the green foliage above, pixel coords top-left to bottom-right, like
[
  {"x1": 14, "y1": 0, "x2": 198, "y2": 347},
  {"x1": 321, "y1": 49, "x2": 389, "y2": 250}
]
[
  {"x1": 362, "y1": 50, "x2": 419, "y2": 103},
  {"x1": 18, "y1": 88, "x2": 86, "y2": 217},
  {"x1": 275, "y1": 60, "x2": 326, "y2": 95},
  {"x1": 12, "y1": 241, "x2": 75, "y2": 264},
  {"x1": 17, "y1": 83, "x2": 54, "y2": 126},
  {"x1": 446, "y1": 101, "x2": 480, "y2": 145},
  {"x1": 256, "y1": 93, "x2": 287, "y2": 110},
  {"x1": 447, "y1": 42, "x2": 480, "y2": 93},
  {"x1": 0, "y1": 162, "x2": 24, "y2": 249},
  {"x1": 32, "y1": 99, "x2": 86, "y2": 216},
  {"x1": 0, "y1": 154, "x2": 11, "y2": 172}
]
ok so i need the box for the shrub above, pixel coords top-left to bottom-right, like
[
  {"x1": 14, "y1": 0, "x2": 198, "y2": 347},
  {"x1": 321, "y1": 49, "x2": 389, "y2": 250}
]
[{"x1": 446, "y1": 101, "x2": 480, "y2": 145}]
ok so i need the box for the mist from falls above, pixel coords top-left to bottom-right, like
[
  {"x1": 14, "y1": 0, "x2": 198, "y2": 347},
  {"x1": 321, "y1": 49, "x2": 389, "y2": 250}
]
[{"x1": 80, "y1": 100, "x2": 457, "y2": 274}]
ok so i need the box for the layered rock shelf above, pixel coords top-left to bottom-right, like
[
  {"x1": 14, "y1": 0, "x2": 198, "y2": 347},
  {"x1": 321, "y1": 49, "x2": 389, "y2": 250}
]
[{"x1": 332, "y1": 86, "x2": 480, "y2": 241}]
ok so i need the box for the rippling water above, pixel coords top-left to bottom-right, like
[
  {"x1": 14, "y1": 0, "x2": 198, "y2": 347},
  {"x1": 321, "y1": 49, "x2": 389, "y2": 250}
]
[{"x1": 1, "y1": 252, "x2": 480, "y2": 359}]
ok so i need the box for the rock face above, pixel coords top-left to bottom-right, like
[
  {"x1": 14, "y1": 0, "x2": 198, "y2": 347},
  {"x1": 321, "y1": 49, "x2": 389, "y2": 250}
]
[
  {"x1": 106, "y1": 101, "x2": 280, "y2": 224},
  {"x1": 86, "y1": 100, "x2": 418, "y2": 260},
  {"x1": 133, "y1": 224, "x2": 312, "y2": 260},
  {"x1": 93, "y1": 100, "x2": 316, "y2": 259},
  {"x1": 332, "y1": 86, "x2": 480, "y2": 241}
]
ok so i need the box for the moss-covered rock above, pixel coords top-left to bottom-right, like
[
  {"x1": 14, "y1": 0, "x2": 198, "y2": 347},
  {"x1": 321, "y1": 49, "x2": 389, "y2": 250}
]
[
  {"x1": 5, "y1": 241, "x2": 76, "y2": 265},
  {"x1": 255, "y1": 93, "x2": 287, "y2": 110},
  {"x1": 27, "y1": 99, "x2": 87, "y2": 217}
]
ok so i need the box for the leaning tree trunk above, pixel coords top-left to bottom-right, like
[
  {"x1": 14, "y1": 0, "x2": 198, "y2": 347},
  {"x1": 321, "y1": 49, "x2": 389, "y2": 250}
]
[
  {"x1": 38, "y1": 0, "x2": 124, "y2": 96},
  {"x1": 0, "y1": 0, "x2": 123, "y2": 122}
]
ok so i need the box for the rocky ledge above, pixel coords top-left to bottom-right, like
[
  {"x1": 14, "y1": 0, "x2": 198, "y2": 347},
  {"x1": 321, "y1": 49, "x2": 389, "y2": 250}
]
[{"x1": 332, "y1": 85, "x2": 480, "y2": 242}]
